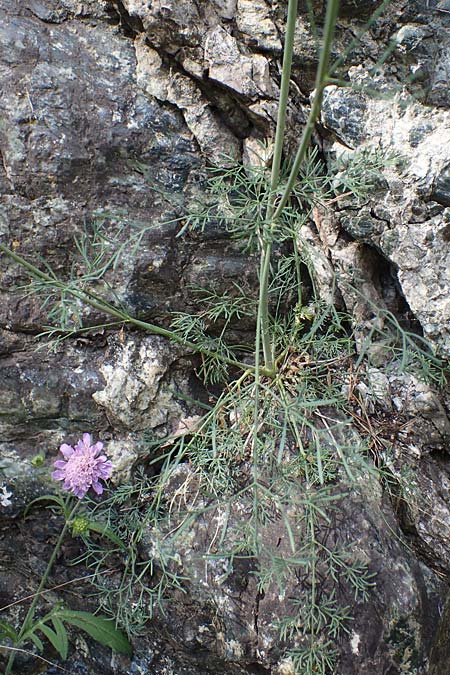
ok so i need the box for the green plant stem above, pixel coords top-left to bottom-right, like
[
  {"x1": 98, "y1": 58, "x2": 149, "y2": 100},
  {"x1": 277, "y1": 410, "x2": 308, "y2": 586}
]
[
  {"x1": 0, "y1": 243, "x2": 271, "y2": 376},
  {"x1": 272, "y1": 0, "x2": 340, "y2": 222},
  {"x1": 257, "y1": 0, "x2": 340, "y2": 372},
  {"x1": 270, "y1": 0, "x2": 299, "y2": 199},
  {"x1": 5, "y1": 499, "x2": 80, "y2": 675},
  {"x1": 257, "y1": 0, "x2": 299, "y2": 372},
  {"x1": 251, "y1": 0, "x2": 300, "y2": 548}
]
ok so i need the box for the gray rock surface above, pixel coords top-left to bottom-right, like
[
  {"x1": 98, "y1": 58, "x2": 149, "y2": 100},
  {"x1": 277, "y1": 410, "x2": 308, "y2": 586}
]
[
  {"x1": 320, "y1": 76, "x2": 450, "y2": 355},
  {"x1": 316, "y1": 0, "x2": 450, "y2": 355},
  {"x1": 1, "y1": 1, "x2": 450, "y2": 674},
  {"x1": 135, "y1": 463, "x2": 444, "y2": 675}
]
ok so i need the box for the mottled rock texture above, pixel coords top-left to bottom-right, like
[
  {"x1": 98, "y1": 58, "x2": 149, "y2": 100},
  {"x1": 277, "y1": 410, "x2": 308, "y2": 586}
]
[
  {"x1": 1, "y1": 0, "x2": 450, "y2": 674},
  {"x1": 135, "y1": 463, "x2": 443, "y2": 675}
]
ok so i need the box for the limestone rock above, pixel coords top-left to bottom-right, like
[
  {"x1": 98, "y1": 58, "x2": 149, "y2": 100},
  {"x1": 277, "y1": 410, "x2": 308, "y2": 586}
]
[
  {"x1": 236, "y1": 0, "x2": 282, "y2": 52},
  {"x1": 92, "y1": 334, "x2": 188, "y2": 432},
  {"x1": 1, "y1": 1, "x2": 450, "y2": 673},
  {"x1": 135, "y1": 39, "x2": 240, "y2": 160},
  {"x1": 204, "y1": 26, "x2": 279, "y2": 100},
  {"x1": 136, "y1": 463, "x2": 445, "y2": 675},
  {"x1": 124, "y1": 0, "x2": 281, "y2": 132},
  {"x1": 321, "y1": 74, "x2": 450, "y2": 354}
]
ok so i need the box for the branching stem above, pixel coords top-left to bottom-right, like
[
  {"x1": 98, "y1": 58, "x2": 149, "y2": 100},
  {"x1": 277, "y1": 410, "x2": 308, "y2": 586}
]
[
  {"x1": 0, "y1": 243, "x2": 272, "y2": 377},
  {"x1": 258, "y1": 0, "x2": 340, "y2": 372}
]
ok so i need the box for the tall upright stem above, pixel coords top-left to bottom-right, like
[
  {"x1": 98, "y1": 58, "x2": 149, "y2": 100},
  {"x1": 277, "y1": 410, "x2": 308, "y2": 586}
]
[
  {"x1": 258, "y1": 0, "x2": 299, "y2": 372},
  {"x1": 273, "y1": 0, "x2": 340, "y2": 221},
  {"x1": 257, "y1": 0, "x2": 340, "y2": 372}
]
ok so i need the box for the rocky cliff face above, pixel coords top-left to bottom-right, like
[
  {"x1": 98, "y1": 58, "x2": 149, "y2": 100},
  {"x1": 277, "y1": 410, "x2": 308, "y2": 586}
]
[{"x1": 1, "y1": 1, "x2": 449, "y2": 674}]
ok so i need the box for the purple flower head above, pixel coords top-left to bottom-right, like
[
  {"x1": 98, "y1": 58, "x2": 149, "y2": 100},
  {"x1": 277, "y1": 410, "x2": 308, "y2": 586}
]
[{"x1": 52, "y1": 433, "x2": 113, "y2": 499}]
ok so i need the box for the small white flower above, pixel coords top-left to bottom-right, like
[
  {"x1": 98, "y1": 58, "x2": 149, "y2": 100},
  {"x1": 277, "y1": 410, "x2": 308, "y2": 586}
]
[{"x1": 0, "y1": 485, "x2": 12, "y2": 507}]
